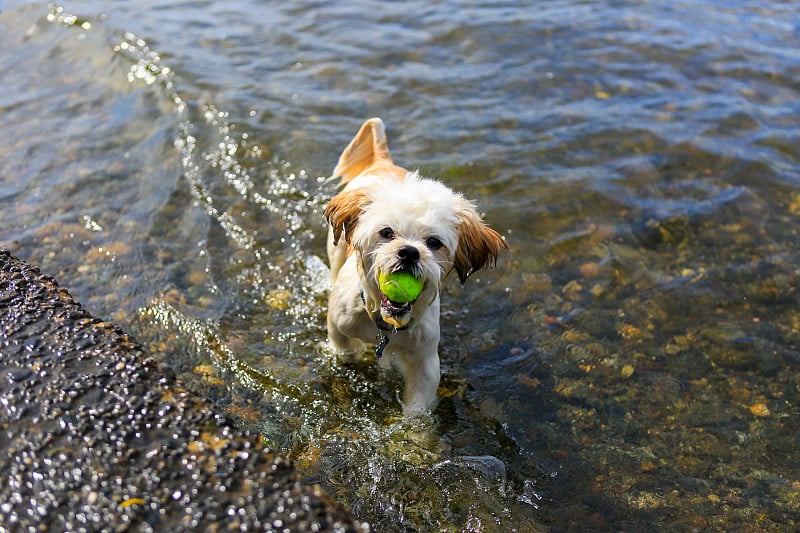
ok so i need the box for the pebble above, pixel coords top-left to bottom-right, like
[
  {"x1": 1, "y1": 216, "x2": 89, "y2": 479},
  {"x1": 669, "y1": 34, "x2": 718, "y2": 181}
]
[
  {"x1": 265, "y1": 288, "x2": 292, "y2": 310},
  {"x1": 579, "y1": 262, "x2": 601, "y2": 278},
  {"x1": 562, "y1": 280, "x2": 583, "y2": 301},
  {"x1": 187, "y1": 270, "x2": 207, "y2": 285}
]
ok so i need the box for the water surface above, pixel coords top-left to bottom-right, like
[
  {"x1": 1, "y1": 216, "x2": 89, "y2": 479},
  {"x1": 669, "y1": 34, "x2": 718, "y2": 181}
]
[{"x1": 1, "y1": 1, "x2": 799, "y2": 530}]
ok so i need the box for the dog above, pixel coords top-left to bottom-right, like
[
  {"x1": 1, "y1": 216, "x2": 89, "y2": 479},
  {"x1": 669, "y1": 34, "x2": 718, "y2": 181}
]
[{"x1": 324, "y1": 118, "x2": 507, "y2": 414}]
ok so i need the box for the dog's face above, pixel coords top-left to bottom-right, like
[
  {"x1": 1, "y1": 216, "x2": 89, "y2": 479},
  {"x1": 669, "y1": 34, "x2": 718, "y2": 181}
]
[{"x1": 326, "y1": 173, "x2": 506, "y2": 329}]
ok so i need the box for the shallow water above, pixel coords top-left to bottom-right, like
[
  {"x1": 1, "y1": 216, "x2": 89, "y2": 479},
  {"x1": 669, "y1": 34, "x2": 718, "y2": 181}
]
[{"x1": 1, "y1": 1, "x2": 799, "y2": 530}]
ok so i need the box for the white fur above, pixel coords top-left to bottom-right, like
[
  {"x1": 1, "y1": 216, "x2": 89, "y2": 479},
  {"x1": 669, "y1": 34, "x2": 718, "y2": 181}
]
[{"x1": 324, "y1": 118, "x2": 506, "y2": 414}]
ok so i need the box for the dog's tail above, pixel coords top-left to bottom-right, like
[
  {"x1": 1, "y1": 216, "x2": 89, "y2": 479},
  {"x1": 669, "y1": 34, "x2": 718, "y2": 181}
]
[{"x1": 326, "y1": 117, "x2": 407, "y2": 186}]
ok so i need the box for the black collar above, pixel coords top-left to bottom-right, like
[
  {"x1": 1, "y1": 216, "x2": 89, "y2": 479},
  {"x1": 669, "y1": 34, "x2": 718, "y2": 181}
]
[{"x1": 360, "y1": 291, "x2": 408, "y2": 359}]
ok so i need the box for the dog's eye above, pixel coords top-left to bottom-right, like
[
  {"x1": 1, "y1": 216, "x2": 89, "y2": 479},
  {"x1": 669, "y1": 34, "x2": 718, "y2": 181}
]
[
  {"x1": 426, "y1": 236, "x2": 443, "y2": 250},
  {"x1": 379, "y1": 227, "x2": 395, "y2": 240}
]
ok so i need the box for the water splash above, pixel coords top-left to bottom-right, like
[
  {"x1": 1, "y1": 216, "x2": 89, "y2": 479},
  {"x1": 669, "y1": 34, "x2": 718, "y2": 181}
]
[
  {"x1": 139, "y1": 298, "x2": 305, "y2": 404},
  {"x1": 46, "y1": 4, "x2": 93, "y2": 30},
  {"x1": 113, "y1": 31, "x2": 185, "y2": 111}
]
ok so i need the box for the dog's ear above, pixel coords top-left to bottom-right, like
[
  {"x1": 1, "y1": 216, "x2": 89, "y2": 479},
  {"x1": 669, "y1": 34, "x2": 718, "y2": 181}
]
[
  {"x1": 453, "y1": 200, "x2": 508, "y2": 284},
  {"x1": 331, "y1": 118, "x2": 394, "y2": 182},
  {"x1": 324, "y1": 189, "x2": 371, "y2": 246}
]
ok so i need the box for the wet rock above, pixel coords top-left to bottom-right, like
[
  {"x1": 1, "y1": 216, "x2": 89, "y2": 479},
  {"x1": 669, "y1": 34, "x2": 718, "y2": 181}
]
[
  {"x1": 0, "y1": 250, "x2": 366, "y2": 532},
  {"x1": 703, "y1": 327, "x2": 780, "y2": 375},
  {"x1": 748, "y1": 403, "x2": 771, "y2": 418},
  {"x1": 521, "y1": 272, "x2": 552, "y2": 293}
]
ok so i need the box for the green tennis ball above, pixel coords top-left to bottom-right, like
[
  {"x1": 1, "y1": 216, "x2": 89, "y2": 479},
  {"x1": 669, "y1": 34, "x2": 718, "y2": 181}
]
[{"x1": 378, "y1": 271, "x2": 424, "y2": 303}]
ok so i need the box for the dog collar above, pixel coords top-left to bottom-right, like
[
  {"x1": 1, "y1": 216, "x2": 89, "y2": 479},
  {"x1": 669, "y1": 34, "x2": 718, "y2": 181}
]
[
  {"x1": 360, "y1": 291, "x2": 407, "y2": 358},
  {"x1": 375, "y1": 317, "x2": 407, "y2": 359}
]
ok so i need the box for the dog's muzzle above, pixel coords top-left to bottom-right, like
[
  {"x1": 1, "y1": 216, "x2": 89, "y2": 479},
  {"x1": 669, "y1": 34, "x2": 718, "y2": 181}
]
[
  {"x1": 378, "y1": 246, "x2": 423, "y2": 329},
  {"x1": 380, "y1": 290, "x2": 415, "y2": 328}
]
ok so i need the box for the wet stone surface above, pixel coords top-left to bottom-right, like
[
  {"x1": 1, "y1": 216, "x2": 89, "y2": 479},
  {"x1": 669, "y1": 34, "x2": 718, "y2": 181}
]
[{"x1": 0, "y1": 250, "x2": 366, "y2": 532}]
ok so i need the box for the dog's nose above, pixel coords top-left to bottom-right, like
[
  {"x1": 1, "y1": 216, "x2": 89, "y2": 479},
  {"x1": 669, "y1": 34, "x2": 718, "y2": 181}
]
[{"x1": 397, "y1": 245, "x2": 420, "y2": 264}]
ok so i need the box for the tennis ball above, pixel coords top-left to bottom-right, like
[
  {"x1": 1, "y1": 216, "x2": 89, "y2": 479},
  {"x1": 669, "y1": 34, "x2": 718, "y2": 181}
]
[{"x1": 378, "y1": 271, "x2": 424, "y2": 303}]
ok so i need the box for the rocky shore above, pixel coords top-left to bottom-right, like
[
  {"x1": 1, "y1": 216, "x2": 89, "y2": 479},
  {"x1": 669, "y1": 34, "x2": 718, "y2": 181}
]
[{"x1": 0, "y1": 250, "x2": 366, "y2": 532}]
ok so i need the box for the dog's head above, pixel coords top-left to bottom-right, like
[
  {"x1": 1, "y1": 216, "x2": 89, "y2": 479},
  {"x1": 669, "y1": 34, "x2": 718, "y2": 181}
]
[{"x1": 325, "y1": 119, "x2": 507, "y2": 330}]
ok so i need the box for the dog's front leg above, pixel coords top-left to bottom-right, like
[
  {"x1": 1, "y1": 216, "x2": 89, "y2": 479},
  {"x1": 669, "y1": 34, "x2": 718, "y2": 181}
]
[
  {"x1": 327, "y1": 311, "x2": 366, "y2": 360},
  {"x1": 400, "y1": 350, "x2": 441, "y2": 414}
]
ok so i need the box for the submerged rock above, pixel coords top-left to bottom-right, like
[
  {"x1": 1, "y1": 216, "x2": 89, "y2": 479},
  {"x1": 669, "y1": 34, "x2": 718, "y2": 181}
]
[{"x1": 0, "y1": 250, "x2": 366, "y2": 532}]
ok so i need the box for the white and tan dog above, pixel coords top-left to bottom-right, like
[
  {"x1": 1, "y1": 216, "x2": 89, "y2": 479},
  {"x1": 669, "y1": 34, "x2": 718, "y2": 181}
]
[{"x1": 324, "y1": 118, "x2": 507, "y2": 414}]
